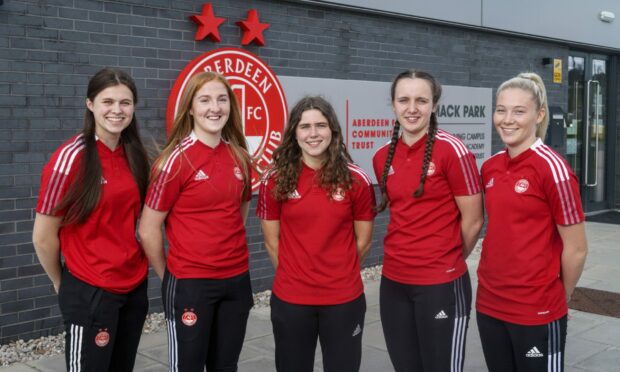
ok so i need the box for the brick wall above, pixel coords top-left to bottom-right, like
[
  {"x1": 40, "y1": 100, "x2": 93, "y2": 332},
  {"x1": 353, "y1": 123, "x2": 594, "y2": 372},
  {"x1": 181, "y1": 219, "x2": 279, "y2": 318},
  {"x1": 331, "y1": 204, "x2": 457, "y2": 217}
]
[{"x1": 0, "y1": 0, "x2": 573, "y2": 343}]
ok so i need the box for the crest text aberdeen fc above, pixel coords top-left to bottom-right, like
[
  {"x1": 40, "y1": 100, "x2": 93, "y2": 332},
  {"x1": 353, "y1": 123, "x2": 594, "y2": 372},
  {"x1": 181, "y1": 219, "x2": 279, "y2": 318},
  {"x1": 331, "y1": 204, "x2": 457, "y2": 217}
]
[{"x1": 167, "y1": 48, "x2": 287, "y2": 191}]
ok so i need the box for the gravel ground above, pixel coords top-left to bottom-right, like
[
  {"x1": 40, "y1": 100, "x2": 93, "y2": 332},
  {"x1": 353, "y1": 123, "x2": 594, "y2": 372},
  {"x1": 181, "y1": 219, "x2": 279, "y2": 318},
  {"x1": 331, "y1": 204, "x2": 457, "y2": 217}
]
[{"x1": 0, "y1": 265, "x2": 386, "y2": 366}]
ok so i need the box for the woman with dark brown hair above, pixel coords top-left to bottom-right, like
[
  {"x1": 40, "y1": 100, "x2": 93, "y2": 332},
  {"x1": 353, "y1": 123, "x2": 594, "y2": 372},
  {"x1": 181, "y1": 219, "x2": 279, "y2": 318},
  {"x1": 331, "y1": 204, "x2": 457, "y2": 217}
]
[
  {"x1": 373, "y1": 70, "x2": 484, "y2": 372},
  {"x1": 33, "y1": 67, "x2": 150, "y2": 371},
  {"x1": 258, "y1": 96, "x2": 376, "y2": 372},
  {"x1": 138, "y1": 71, "x2": 253, "y2": 371}
]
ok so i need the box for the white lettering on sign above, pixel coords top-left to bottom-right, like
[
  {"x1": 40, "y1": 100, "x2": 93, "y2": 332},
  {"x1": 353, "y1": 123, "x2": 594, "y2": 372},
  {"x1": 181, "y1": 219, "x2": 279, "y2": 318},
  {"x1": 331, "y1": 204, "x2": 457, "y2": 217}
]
[{"x1": 279, "y1": 76, "x2": 492, "y2": 182}]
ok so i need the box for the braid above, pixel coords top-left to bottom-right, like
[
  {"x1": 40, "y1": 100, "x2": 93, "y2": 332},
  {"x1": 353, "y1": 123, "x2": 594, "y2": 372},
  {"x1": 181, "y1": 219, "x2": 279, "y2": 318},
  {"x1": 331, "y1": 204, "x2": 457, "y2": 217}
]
[
  {"x1": 375, "y1": 121, "x2": 400, "y2": 213},
  {"x1": 413, "y1": 113, "x2": 438, "y2": 198}
]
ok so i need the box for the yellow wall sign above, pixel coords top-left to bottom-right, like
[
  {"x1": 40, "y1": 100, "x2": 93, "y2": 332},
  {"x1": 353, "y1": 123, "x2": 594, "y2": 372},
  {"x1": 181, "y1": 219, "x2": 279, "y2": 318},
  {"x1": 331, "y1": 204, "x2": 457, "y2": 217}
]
[{"x1": 553, "y1": 59, "x2": 562, "y2": 83}]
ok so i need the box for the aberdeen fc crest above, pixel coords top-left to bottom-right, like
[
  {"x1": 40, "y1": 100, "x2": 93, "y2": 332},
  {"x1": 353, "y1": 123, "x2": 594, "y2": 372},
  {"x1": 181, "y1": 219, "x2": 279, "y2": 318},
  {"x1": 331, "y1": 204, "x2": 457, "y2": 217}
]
[{"x1": 167, "y1": 48, "x2": 287, "y2": 191}]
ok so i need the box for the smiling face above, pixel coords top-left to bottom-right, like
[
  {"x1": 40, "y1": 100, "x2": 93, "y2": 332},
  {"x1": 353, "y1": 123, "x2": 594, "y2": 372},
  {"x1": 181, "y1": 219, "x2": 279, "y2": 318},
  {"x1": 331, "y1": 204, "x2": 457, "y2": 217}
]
[
  {"x1": 295, "y1": 109, "x2": 333, "y2": 169},
  {"x1": 494, "y1": 87, "x2": 545, "y2": 157},
  {"x1": 190, "y1": 80, "x2": 231, "y2": 146},
  {"x1": 86, "y1": 84, "x2": 135, "y2": 147},
  {"x1": 392, "y1": 77, "x2": 436, "y2": 145}
]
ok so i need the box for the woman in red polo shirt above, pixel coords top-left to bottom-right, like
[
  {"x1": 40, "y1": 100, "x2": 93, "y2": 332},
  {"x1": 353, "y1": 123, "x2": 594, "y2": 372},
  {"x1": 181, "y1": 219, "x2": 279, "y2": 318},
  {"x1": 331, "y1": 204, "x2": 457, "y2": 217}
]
[
  {"x1": 258, "y1": 96, "x2": 376, "y2": 372},
  {"x1": 32, "y1": 68, "x2": 150, "y2": 371},
  {"x1": 476, "y1": 72, "x2": 588, "y2": 372},
  {"x1": 138, "y1": 72, "x2": 253, "y2": 372},
  {"x1": 373, "y1": 70, "x2": 484, "y2": 372}
]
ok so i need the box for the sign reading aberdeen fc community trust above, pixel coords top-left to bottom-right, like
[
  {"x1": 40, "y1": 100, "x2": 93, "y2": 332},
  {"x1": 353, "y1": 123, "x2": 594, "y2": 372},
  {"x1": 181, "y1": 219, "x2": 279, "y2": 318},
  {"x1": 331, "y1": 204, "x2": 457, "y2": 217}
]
[{"x1": 168, "y1": 3, "x2": 492, "y2": 188}]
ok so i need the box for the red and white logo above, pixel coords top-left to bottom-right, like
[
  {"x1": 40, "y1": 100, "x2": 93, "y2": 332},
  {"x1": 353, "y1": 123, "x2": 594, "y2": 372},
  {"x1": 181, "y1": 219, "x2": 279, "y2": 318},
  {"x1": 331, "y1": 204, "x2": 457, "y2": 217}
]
[
  {"x1": 181, "y1": 310, "x2": 198, "y2": 326},
  {"x1": 167, "y1": 48, "x2": 287, "y2": 192},
  {"x1": 514, "y1": 179, "x2": 529, "y2": 193},
  {"x1": 332, "y1": 188, "x2": 345, "y2": 201},
  {"x1": 233, "y1": 166, "x2": 243, "y2": 181},
  {"x1": 95, "y1": 330, "x2": 110, "y2": 347},
  {"x1": 427, "y1": 161, "x2": 436, "y2": 176}
]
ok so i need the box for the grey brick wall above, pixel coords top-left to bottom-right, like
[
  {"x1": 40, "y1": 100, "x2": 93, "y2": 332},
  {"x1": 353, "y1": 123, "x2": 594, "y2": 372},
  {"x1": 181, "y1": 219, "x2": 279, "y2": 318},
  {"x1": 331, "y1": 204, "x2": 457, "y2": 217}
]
[{"x1": 0, "y1": 0, "x2": 587, "y2": 343}]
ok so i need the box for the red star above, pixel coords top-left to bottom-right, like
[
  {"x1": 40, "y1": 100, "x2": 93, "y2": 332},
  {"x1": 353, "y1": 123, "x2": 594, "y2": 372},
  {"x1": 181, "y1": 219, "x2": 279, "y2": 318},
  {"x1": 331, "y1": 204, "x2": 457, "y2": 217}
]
[
  {"x1": 189, "y1": 3, "x2": 226, "y2": 42},
  {"x1": 236, "y1": 9, "x2": 269, "y2": 46}
]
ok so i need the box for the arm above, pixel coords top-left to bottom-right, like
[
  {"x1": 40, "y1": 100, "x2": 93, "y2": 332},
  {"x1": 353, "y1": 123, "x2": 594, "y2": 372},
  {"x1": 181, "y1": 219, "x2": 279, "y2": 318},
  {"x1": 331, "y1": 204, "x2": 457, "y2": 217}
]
[
  {"x1": 138, "y1": 206, "x2": 169, "y2": 280},
  {"x1": 558, "y1": 222, "x2": 588, "y2": 302},
  {"x1": 32, "y1": 213, "x2": 63, "y2": 293},
  {"x1": 354, "y1": 220, "x2": 374, "y2": 264},
  {"x1": 260, "y1": 220, "x2": 280, "y2": 269},
  {"x1": 454, "y1": 193, "x2": 484, "y2": 259},
  {"x1": 240, "y1": 201, "x2": 250, "y2": 224}
]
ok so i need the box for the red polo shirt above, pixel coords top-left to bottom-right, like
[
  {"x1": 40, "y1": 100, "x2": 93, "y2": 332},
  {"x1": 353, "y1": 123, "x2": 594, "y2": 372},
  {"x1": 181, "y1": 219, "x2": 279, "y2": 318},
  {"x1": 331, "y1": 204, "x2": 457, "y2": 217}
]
[
  {"x1": 477, "y1": 139, "x2": 584, "y2": 325},
  {"x1": 372, "y1": 130, "x2": 482, "y2": 285},
  {"x1": 37, "y1": 134, "x2": 147, "y2": 294},
  {"x1": 146, "y1": 132, "x2": 251, "y2": 279},
  {"x1": 257, "y1": 162, "x2": 376, "y2": 305}
]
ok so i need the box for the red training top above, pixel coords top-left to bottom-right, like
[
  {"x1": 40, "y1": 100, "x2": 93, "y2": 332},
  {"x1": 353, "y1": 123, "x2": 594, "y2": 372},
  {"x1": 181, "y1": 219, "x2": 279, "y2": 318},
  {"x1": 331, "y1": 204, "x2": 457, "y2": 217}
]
[
  {"x1": 37, "y1": 134, "x2": 148, "y2": 294},
  {"x1": 372, "y1": 130, "x2": 482, "y2": 285},
  {"x1": 146, "y1": 132, "x2": 251, "y2": 279},
  {"x1": 257, "y1": 162, "x2": 376, "y2": 305},
  {"x1": 477, "y1": 139, "x2": 584, "y2": 325}
]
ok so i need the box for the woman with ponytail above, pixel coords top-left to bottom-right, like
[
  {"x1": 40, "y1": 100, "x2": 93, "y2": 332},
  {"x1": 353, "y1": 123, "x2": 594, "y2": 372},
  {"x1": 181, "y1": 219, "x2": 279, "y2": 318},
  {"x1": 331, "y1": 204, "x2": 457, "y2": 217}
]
[
  {"x1": 476, "y1": 72, "x2": 587, "y2": 372},
  {"x1": 372, "y1": 70, "x2": 483, "y2": 372},
  {"x1": 138, "y1": 72, "x2": 253, "y2": 371},
  {"x1": 33, "y1": 68, "x2": 150, "y2": 371}
]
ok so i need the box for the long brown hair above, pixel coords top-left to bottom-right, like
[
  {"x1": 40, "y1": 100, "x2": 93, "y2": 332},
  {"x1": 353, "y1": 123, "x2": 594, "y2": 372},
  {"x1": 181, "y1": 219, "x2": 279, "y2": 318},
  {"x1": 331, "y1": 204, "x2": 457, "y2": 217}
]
[
  {"x1": 55, "y1": 68, "x2": 150, "y2": 225},
  {"x1": 269, "y1": 96, "x2": 353, "y2": 200},
  {"x1": 151, "y1": 72, "x2": 251, "y2": 199},
  {"x1": 375, "y1": 70, "x2": 442, "y2": 212}
]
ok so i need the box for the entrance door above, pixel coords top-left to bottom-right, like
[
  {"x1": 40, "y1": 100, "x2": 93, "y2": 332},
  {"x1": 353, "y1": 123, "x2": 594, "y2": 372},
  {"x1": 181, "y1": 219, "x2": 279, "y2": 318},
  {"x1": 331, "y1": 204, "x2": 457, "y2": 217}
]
[{"x1": 566, "y1": 53, "x2": 609, "y2": 212}]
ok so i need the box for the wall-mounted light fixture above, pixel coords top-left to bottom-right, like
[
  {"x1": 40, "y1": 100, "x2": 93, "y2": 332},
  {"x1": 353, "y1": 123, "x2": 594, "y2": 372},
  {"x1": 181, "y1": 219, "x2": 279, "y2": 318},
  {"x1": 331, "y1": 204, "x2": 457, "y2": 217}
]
[{"x1": 600, "y1": 10, "x2": 615, "y2": 23}]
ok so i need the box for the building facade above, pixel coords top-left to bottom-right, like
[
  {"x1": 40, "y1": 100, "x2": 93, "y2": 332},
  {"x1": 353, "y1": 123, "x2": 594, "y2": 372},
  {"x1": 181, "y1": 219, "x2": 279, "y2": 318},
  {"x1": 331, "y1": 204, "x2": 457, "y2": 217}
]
[{"x1": 0, "y1": 0, "x2": 618, "y2": 343}]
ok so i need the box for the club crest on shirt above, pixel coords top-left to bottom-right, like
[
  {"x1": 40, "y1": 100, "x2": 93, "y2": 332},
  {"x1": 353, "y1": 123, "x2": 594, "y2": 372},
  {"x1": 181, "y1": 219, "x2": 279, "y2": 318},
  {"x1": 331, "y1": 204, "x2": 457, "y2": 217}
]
[
  {"x1": 233, "y1": 167, "x2": 244, "y2": 181},
  {"x1": 287, "y1": 189, "x2": 301, "y2": 199},
  {"x1": 332, "y1": 187, "x2": 345, "y2": 201},
  {"x1": 427, "y1": 161, "x2": 436, "y2": 176},
  {"x1": 181, "y1": 308, "x2": 197, "y2": 326},
  {"x1": 95, "y1": 329, "x2": 110, "y2": 347},
  {"x1": 194, "y1": 169, "x2": 209, "y2": 181},
  {"x1": 514, "y1": 179, "x2": 529, "y2": 193}
]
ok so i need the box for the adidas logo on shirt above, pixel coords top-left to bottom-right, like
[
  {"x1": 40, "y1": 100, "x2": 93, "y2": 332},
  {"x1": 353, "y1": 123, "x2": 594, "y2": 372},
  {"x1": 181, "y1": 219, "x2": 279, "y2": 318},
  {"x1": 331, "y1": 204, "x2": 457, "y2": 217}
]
[
  {"x1": 287, "y1": 189, "x2": 301, "y2": 199},
  {"x1": 525, "y1": 346, "x2": 544, "y2": 358},
  {"x1": 434, "y1": 310, "x2": 448, "y2": 319},
  {"x1": 485, "y1": 177, "x2": 494, "y2": 189},
  {"x1": 352, "y1": 324, "x2": 362, "y2": 337},
  {"x1": 194, "y1": 170, "x2": 209, "y2": 181}
]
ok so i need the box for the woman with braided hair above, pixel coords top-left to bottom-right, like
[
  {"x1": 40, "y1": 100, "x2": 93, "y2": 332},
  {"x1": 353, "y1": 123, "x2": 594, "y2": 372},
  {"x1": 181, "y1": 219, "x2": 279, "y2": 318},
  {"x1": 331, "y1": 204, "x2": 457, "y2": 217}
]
[
  {"x1": 476, "y1": 72, "x2": 587, "y2": 372},
  {"x1": 372, "y1": 70, "x2": 484, "y2": 372}
]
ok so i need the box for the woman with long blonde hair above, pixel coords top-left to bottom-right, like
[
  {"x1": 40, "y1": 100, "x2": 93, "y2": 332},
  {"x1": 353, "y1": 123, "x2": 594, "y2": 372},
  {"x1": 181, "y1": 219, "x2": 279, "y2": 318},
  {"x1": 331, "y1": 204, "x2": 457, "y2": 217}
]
[{"x1": 139, "y1": 72, "x2": 253, "y2": 371}]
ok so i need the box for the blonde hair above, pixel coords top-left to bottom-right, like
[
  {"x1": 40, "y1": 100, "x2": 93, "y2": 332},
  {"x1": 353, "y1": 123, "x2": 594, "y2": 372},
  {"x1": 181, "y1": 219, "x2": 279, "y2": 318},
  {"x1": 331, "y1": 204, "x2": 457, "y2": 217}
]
[
  {"x1": 496, "y1": 72, "x2": 549, "y2": 140},
  {"x1": 152, "y1": 72, "x2": 251, "y2": 198}
]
